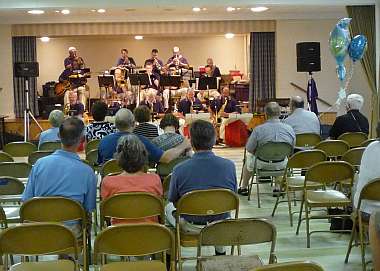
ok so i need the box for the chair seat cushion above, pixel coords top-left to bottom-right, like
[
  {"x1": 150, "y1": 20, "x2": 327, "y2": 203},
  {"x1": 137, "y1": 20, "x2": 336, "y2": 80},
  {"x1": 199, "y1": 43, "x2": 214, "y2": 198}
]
[
  {"x1": 100, "y1": 260, "x2": 166, "y2": 271},
  {"x1": 306, "y1": 190, "x2": 351, "y2": 207},
  {"x1": 11, "y1": 260, "x2": 75, "y2": 271},
  {"x1": 287, "y1": 176, "x2": 322, "y2": 190},
  {"x1": 199, "y1": 255, "x2": 263, "y2": 271}
]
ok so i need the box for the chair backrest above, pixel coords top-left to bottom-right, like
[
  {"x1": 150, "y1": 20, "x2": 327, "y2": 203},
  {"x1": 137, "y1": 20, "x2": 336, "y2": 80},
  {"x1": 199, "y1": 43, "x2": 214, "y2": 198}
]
[
  {"x1": 256, "y1": 142, "x2": 293, "y2": 162},
  {"x1": 20, "y1": 197, "x2": 87, "y2": 223},
  {"x1": 295, "y1": 133, "x2": 322, "y2": 148},
  {"x1": 39, "y1": 141, "x2": 62, "y2": 151},
  {"x1": 338, "y1": 132, "x2": 368, "y2": 148},
  {"x1": 0, "y1": 223, "x2": 78, "y2": 257},
  {"x1": 86, "y1": 139, "x2": 100, "y2": 154},
  {"x1": 0, "y1": 206, "x2": 7, "y2": 227},
  {"x1": 341, "y1": 147, "x2": 365, "y2": 168},
  {"x1": 0, "y1": 176, "x2": 25, "y2": 195},
  {"x1": 3, "y1": 142, "x2": 37, "y2": 157},
  {"x1": 94, "y1": 223, "x2": 175, "y2": 259},
  {"x1": 314, "y1": 140, "x2": 350, "y2": 158},
  {"x1": 361, "y1": 138, "x2": 377, "y2": 147},
  {"x1": 100, "y1": 192, "x2": 164, "y2": 226},
  {"x1": 0, "y1": 162, "x2": 32, "y2": 178},
  {"x1": 176, "y1": 189, "x2": 239, "y2": 218},
  {"x1": 101, "y1": 159, "x2": 123, "y2": 178},
  {"x1": 156, "y1": 157, "x2": 189, "y2": 177},
  {"x1": 0, "y1": 151, "x2": 14, "y2": 163},
  {"x1": 358, "y1": 178, "x2": 380, "y2": 209},
  {"x1": 253, "y1": 261, "x2": 324, "y2": 271},
  {"x1": 28, "y1": 150, "x2": 54, "y2": 165},
  {"x1": 305, "y1": 161, "x2": 354, "y2": 186},
  {"x1": 286, "y1": 150, "x2": 327, "y2": 170},
  {"x1": 85, "y1": 149, "x2": 98, "y2": 168},
  {"x1": 163, "y1": 173, "x2": 172, "y2": 199}
]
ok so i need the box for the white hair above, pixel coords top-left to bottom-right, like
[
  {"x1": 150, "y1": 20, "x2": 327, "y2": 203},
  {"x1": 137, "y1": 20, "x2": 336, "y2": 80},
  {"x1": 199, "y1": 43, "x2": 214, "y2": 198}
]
[
  {"x1": 115, "y1": 108, "x2": 135, "y2": 131},
  {"x1": 147, "y1": 89, "x2": 157, "y2": 97},
  {"x1": 346, "y1": 94, "x2": 364, "y2": 110},
  {"x1": 173, "y1": 46, "x2": 180, "y2": 53},
  {"x1": 68, "y1": 46, "x2": 76, "y2": 52}
]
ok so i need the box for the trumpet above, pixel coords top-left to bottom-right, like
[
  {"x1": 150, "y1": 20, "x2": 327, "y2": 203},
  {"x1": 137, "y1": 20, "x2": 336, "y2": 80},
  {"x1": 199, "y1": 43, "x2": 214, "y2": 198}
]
[
  {"x1": 64, "y1": 103, "x2": 71, "y2": 115},
  {"x1": 153, "y1": 58, "x2": 162, "y2": 71}
]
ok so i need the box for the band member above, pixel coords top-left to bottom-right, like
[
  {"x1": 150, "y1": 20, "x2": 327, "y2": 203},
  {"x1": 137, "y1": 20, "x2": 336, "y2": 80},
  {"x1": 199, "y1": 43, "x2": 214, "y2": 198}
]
[
  {"x1": 144, "y1": 49, "x2": 164, "y2": 75},
  {"x1": 65, "y1": 91, "x2": 84, "y2": 117},
  {"x1": 210, "y1": 86, "x2": 240, "y2": 118},
  {"x1": 177, "y1": 88, "x2": 202, "y2": 116},
  {"x1": 144, "y1": 63, "x2": 160, "y2": 90},
  {"x1": 166, "y1": 46, "x2": 189, "y2": 69},
  {"x1": 206, "y1": 58, "x2": 222, "y2": 77},
  {"x1": 64, "y1": 47, "x2": 85, "y2": 70},
  {"x1": 141, "y1": 89, "x2": 165, "y2": 114},
  {"x1": 116, "y1": 49, "x2": 136, "y2": 68}
]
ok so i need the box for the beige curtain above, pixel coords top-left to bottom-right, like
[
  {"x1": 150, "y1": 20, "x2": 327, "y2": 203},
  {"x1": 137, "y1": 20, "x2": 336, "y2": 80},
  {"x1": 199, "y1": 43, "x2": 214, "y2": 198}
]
[{"x1": 346, "y1": 5, "x2": 378, "y2": 137}]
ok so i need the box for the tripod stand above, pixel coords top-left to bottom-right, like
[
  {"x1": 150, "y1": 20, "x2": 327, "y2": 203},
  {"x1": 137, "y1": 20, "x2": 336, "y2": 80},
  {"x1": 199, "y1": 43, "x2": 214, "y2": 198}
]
[{"x1": 23, "y1": 78, "x2": 42, "y2": 141}]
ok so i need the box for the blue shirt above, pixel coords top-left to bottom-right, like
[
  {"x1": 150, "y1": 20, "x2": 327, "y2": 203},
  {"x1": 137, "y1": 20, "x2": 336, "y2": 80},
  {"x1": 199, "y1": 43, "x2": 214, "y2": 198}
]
[
  {"x1": 22, "y1": 150, "x2": 97, "y2": 212},
  {"x1": 38, "y1": 127, "x2": 60, "y2": 148},
  {"x1": 97, "y1": 131, "x2": 164, "y2": 164},
  {"x1": 168, "y1": 151, "x2": 237, "y2": 223}
]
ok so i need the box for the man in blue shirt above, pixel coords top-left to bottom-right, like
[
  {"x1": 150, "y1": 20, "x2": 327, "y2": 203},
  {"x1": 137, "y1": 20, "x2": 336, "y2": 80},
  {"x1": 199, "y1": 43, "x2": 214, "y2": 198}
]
[
  {"x1": 97, "y1": 108, "x2": 190, "y2": 165},
  {"x1": 38, "y1": 110, "x2": 64, "y2": 149},
  {"x1": 167, "y1": 119, "x2": 237, "y2": 255}
]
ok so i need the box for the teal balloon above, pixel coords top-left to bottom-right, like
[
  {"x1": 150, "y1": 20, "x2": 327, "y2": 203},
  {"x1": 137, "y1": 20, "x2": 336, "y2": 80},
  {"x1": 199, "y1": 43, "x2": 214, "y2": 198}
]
[
  {"x1": 336, "y1": 64, "x2": 346, "y2": 82},
  {"x1": 329, "y1": 18, "x2": 352, "y2": 64},
  {"x1": 348, "y1": 35, "x2": 367, "y2": 62}
]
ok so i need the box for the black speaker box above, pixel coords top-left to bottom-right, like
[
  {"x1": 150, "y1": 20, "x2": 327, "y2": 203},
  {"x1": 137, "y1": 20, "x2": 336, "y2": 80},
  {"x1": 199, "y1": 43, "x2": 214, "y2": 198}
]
[
  {"x1": 296, "y1": 42, "x2": 321, "y2": 72},
  {"x1": 14, "y1": 62, "x2": 39, "y2": 77}
]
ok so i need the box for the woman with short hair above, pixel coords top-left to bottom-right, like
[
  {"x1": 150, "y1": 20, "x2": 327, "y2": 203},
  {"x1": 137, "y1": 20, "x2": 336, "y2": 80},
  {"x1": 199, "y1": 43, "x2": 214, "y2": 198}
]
[
  {"x1": 85, "y1": 101, "x2": 116, "y2": 141},
  {"x1": 133, "y1": 105, "x2": 160, "y2": 140}
]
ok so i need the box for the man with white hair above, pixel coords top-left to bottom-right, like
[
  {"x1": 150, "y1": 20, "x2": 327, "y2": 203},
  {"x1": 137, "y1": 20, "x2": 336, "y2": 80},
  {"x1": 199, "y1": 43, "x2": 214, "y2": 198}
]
[
  {"x1": 38, "y1": 110, "x2": 65, "y2": 148},
  {"x1": 177, "y1": 88, "x2": 202, "y2": 116},
  {"x1": 64, "y1": 47, "x2": 84, "y2": 70},
  {"x1": 166, "y1": 46, "x2": 189, "y2": 69},
  {"x1": 329, "y1": 93, "x2": 369, "y2": 139}
]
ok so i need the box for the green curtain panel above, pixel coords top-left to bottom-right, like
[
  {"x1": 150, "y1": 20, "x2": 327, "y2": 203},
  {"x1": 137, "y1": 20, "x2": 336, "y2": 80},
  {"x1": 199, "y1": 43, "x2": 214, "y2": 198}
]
[{"x1": 346, "y1": 5, "x2": 378, "y2": 137}]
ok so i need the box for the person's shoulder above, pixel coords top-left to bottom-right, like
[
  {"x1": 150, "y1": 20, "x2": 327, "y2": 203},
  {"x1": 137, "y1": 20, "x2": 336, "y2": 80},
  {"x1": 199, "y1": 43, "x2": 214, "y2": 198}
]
[{"x1": 214, "y1": 155, "x2": 235, "y2": 167}]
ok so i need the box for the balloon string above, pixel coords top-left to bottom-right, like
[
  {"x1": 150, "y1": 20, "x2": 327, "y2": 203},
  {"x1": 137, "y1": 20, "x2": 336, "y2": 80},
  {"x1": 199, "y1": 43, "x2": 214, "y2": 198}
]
[{"x1": 344, "y1": 60, "x2": 355, "y2": 94}]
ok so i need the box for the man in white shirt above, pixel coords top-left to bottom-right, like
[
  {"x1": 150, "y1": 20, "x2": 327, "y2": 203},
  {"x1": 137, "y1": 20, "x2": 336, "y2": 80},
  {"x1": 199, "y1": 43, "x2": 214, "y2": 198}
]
[
  {"x1": 283, "y1": 96, "x2": 320, "y2": 135},
  {"x1": 354, "y1": 122, "x2": 380, "y2": 220}
]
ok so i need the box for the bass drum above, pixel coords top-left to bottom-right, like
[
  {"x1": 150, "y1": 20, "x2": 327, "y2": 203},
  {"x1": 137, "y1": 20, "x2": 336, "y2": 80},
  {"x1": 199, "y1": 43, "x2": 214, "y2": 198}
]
[{"x1": 55, "y1": 81, "x2": 71, "y2": 96}]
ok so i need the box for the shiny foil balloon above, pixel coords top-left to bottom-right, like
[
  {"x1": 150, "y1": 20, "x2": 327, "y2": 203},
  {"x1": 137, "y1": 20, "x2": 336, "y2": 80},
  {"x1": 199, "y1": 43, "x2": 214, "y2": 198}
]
[
  {"x1": 348, "y1": 35, "x2": 368, "y2": 62},
  {"x1": 329, "y1": 18, "x2": 352, "y2": 65},
  {"x1": 336, "y1": 64, "x2": 346, "y2": 82}
]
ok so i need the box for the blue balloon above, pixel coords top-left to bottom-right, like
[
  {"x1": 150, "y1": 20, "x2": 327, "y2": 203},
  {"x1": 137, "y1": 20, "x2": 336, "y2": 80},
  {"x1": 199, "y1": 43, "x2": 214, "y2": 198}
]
[
  {"x1": 337, "y1": 64, "x2": 346, "y2": 82},
  {"x1": 329, "y1": 18, "x2": 352, "y2": 64},
  {"x1": 349, "y1": 35, "x2": 368, "y2": 62}
]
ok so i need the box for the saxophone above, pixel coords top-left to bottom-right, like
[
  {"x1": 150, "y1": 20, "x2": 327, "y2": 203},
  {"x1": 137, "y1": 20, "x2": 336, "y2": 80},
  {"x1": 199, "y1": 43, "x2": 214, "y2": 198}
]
[
  {"x1": 64, "y1": 103, "x2": 71, "y2": 116},
  {"x1": 215, "y1": 98, "x2": 228, "y2": 124}
]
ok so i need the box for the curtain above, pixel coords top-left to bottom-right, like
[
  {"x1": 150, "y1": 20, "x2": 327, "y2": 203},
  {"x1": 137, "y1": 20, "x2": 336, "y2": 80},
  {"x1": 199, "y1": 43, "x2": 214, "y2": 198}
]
[
  {"x1": 249, "y1": 32, "x2": 276, "y2": 112},
  {"x1": 346, "y1": 5, "x2": 378, "y2": 137},
  {"x1": 12, "y1": 36, "x2": 38, "y2": 118}
]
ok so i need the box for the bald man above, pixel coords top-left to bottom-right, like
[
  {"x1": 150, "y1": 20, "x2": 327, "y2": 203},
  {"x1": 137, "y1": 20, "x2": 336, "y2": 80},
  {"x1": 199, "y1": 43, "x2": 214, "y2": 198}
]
[{"x1": 283, "y1": 96, "x2": 320, "y2": 135}]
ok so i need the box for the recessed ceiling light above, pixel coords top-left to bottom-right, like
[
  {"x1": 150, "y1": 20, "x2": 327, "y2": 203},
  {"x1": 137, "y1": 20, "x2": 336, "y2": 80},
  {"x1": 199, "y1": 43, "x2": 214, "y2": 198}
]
[
  {"x1": 202, "y1": 8, "x2": 207, "y2": 11},
  {"x1": 97, "y1": 9, "x2": 106, "y2": 13},
  {"x1": 55, "y1": 10, "x2": 60, "y2": 13},
  {"x1": 236, "y1": 7, "x2": 241, "y2": 10},
  {"x1": 251, "y1": 6, "x2": 269, "y2": 12},
  {"x1": 225, "y1": 33, "x2": 235, "y2": 39},
  {"x1": 135, "y1": 35, "x2": 143, "y2": 40},
  {"x1": 192, "y1": 7, "x2": 201, "y2": 12},
  {"x1": 226, "y1": 7, "x2": 236, "y2": 12},
  {"x1": 40, "y1": 37, "x2": 50, "y2": 42},
  {"x1": 91, "y1": 9, "x2": 96, "y2": 12},
  {"x1": 27, "y1": 10, "x2": 44, "y2": 15},
  {"x1": 61, "y1": 9, "x2": 70, "y2": 15}
]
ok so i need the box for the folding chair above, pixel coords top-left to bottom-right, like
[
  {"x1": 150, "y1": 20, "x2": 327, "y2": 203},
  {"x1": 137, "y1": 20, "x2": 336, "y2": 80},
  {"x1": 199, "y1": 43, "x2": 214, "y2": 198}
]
[
  {"x1": 28, "y1": 150, "x2": 54, "y2": 165},
  {"x1": 345, "y1": 178, "x2": 380, "y2": 271},
  {"x1": 163, "y1": 173, "x2": 172, "y2": 201},
  {"x1": 38, "y1": 141, "x2": 62, "y2": 151},
  {"x1": 101, "y1": 159, "x2": 122, "y2": 178},
  {"x1": 85, "y1": 149, "x2": 99, "y2": 172},
  {"x1": 314, "y1": 140, "x2": 349, "y2": 160},
  {"x1": 0, "y1": 152, "x2": 13, "y2": 163},
  {"x1": 341, "y1": 147, "x2": 365, "y2": 170},
  {"x1": 0, "y1": 223, "x2": 79, "y2": 271},
  {"x1": 85, "y1": 139, "x2": 100, "y2": 155},
  {"x1": 295, "y1": 133, "x2": 321, "y2": 149},
  {"x1": 338, "y1": 132, "x2": 368, "y2": 148},
  {"x1": 3, "y1": 142, "x2": 37, "y2": 157},
  {"x1": 0, "y1": 162, "x2": 32, "y2": 179},
  {"x1": 156, "y1": 157, "x2": 189, "y2": 179},
  {"x1": 361, "y1": 138, "x2": 377, "y2": 147},
  {"x1": 197, "y1": 218, "x2": 276, "y2": 271},
  {"x1": 94, "y1": 223, "x2": 175, "y2": 271},
  {"x1": 253, "y1": 261, "x2": 324, "y2": 271}
]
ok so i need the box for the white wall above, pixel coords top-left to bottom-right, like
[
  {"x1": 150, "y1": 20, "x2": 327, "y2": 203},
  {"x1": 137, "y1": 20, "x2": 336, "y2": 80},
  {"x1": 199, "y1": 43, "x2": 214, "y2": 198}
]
[
  {"x1": 276, "y1": 19, "x2": 372, "y2": 117},
  {"x1": 37, "y1": 35, "x2": 247, "y2": 98},
  {"x1": 0, "y1": 25, "x2": 14, "y2": 118}
]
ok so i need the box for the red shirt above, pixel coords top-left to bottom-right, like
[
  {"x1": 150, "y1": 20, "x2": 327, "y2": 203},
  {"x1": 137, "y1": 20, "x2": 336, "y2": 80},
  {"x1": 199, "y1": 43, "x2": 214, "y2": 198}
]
[{"x1": 101, "y1": 173, "x2": 163, "y2": 224}]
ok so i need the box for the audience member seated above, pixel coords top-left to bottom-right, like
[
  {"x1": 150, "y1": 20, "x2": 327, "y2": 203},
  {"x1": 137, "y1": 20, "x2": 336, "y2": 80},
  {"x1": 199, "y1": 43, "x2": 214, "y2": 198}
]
[
  {"x1": 98, "y1": 108, "x2": 190, "y2": 165},
  {"x1": 329, "y1": 94, "x2": 369, "y2": 139},
  {"x1": 370, "y1": 210, "x2": 380, "y2": 271},
  {"x1": 353, "y1": 122, "x2": 380, "y2": 222},
  {"x1": 38, "y1": 110, "x2": 64, "y2": 148},
  {"x1": 85, "y1": 101, "x2": 116, "y2": 142},
  {"x1": 133, "y1": 105, "x2": 160, "y2": 140},
  {"x1": 283, "y1": 96, "x2": 320, "y2": 135},
  {"x1": 239, "y1": 102, "x2": 295, "y2": 196},
  {"x1": 22, "y1": 117, "x2": 97, "y2": 235},
  {"x1": 166, "y1": 119, "x2": 237, "y2": 255},
  {"x1": 101, "y1": 134, "x2": 163, "y2": 223},
  {"x1": 140, "y1": 89, "x2": 165, "y2": 115}
]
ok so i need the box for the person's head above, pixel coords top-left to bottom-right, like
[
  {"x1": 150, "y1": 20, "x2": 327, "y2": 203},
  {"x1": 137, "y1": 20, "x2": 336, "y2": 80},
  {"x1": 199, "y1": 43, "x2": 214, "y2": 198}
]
[
  {"x1": 115, "y1": 134, "x2": 148, "y2": 173},
  {"x1": 290, "y1": 96, "x2": 305, "y2": 112},
  {"x1": 68, "y1": 47, "x2": 76, "y2": 57},
  {"x1": 115, "y1": 108, "x2": 135, "y2": 132},
  {"x1": 160, "y1": 113, "x2": 180, "y2": 131},
  {"x1": 59, "y1": 117, "x2": 84, "y2": 149},
  {"x1": 265, "y1": 102, "x2": 281, "y2": 119},
  {"x1": 190, "y1": 120, "x2": 216, "y2": 151},
  {"x1": 205, "y1": 65, "x2": 212, "y2": 76},
  {"x1": 48, "y1": 110, "x2": 65, "y2": 128},
  {"x1": 151, "y1": 48, "x2": 159, "y2": 58},
  {"x1": 91, "y1": 101, "x2": 108, "y2": 122},
  {"x1": 146, "y1": 89, "x2": 157, "y2": 103},
  {"x1": 187, "y1": 88, "x2": 195, "y2": 100},
  {"x1": 206, "y1": 58, "x2": 214, "y2": 66},
  {"x1": 121, "y1": 48, "x2": 128, "y2": 58},
  {"x1": 346, "y1": 94, "x2": 364, "y2": 111},
  {"x1": 173, "y1": 46, "x2": 180, "y2": 56},
  {"x1": 134, "y1": 105, "x2": 151, "y2": 123},
  {"x1": 222, "y1": 86, "x2": 230, "y2": 97},
  {"x1": 114, "y1": 68, "x2": 124, "y2": 82},
  {"x1": 145, "y1": 63, "x2": 153, "y2": 73},
  {"x1": 68, "y1": 91, "x2": 78, "y2": 104}
]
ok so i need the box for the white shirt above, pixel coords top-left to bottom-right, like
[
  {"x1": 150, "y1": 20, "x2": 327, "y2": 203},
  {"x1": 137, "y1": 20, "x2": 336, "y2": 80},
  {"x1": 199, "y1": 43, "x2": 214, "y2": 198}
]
[
  {"x1": 354, "y1": 141, "x2": 380, "y2": 214},
  {"x1": 283, "y1": 108, "x2": 320, "y2": 135}
]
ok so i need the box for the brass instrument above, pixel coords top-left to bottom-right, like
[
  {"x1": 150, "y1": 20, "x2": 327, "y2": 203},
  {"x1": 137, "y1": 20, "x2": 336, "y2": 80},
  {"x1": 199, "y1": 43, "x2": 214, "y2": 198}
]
[
  {"x1": 64, "y1": 103, "x2": 70, "y2": 115},
  {"x1": 190, "y1": 100, "x2": 194, "y2": 114},
  {"x1": 215, "y1": 97, "x2": 228, "y2": 124},
  {"x1": 153, "y1": 58, "x2": 162, "y2": 71}
]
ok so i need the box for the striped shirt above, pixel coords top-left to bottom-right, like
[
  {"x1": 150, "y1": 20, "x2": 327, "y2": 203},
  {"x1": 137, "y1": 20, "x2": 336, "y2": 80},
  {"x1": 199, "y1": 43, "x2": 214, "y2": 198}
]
[{"x1": 133, "y1": 122, "x2": 159, "y2": 140}]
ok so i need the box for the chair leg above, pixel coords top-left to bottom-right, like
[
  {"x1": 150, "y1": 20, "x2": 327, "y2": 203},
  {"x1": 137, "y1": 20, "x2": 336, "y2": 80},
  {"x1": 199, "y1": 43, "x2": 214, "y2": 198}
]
[
  {"x1": 296, "y1": 196, "x2": 305, "y2": 235},
  {"x1": 358, "y1": 216, "x2": 366, "y2": 271},
  {"x1": 256, "y1": 177, "x2": 261, "y2": 208},
  {"x1": 305, "y1": 202, "x2": 311, "y2": 248},
  {"x1": 271, "y1": 196, "x2": 280, "y2": 217},
  {"x1": 344, "y1": 217, "x2": 357, "y2": 263},
  {"x1": 247, "y1": 175, "x2": 254, "y2": 201},
  {"x1": 287, "y1": 189, "x2": 293, "y2": 227}
]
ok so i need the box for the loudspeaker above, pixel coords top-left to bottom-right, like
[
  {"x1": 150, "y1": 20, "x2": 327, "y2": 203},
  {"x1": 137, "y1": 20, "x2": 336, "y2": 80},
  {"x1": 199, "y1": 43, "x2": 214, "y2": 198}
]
[
  {"x1": 296, "y1": 42, "x2": 321, "y2": 72},
  {"x1": 14, "y1": 62, "x2": 39, "y2": 77}
]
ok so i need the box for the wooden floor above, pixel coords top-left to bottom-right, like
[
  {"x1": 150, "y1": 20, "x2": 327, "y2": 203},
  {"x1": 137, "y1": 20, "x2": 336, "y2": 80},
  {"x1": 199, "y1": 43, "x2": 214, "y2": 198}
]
[{"x1": 179, "y1": 147, "x2": 366, "y2": 271}]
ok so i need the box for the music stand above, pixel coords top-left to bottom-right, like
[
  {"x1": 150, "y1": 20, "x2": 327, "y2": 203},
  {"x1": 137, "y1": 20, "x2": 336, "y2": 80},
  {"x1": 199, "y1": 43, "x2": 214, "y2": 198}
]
[
  {"x1": 198, "y1": 76, "x2": 217, "y2": 90},
  {"x1": 129, "y1": 73, "x2": 150, "y2": 106},
  {"x1": 160, "y1": 75, "x2": 182, "y2": 112},
  {"x1": 98, "y1": 75, "x2": 115, "y2": 102}
]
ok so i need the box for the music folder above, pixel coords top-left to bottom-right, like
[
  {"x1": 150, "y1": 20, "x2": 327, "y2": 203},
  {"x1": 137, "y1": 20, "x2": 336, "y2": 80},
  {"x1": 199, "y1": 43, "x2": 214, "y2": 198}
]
[
  {"x1": 129, "y1": 73, "x2": 150, "y2": 86},
  {"x1": 160, "y1": 75, "x2": 181, "y2": 88},
  {"x1": 198, "y1": 76, "x2": 217, "y2": 90}
]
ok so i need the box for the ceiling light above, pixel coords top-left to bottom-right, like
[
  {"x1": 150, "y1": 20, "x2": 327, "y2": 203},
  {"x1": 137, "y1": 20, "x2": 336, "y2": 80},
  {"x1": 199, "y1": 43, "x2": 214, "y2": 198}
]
[
  {"x1": 135, "y1": 35, "x2": 143, "y2": 40},
  {"x1": 236, "y1": 7, "x2": 241, "y2": 10},
  {"x1": 61, "y1": 9, "x2": 70, "y2": 15},
  {"x1": 225, "y1": 33, "x2": 235, "y2": 39},
  {"x1": 202, "y1": 8, "x2": 207, "y2": 11},
  {"x1": 91, "y1": 9, "x2": 96, "y2": 12},
  {"x1": 192, "y1": 7, "x2": 201, "y2": 12},
  {"x1": 27, "y1": 10, "x2": 44, "y2": 15},
  {"x1": 55, "y1": 10, "x2": 60, "y2": 13},
  {"x1": 40, "y1": 37, "x2": 50, "y2": 42},
  {"x1": 226, "y1": 7, "x2": 236, "y2": 12},
  {"x1": 251, "y1": 6, "x2": 269, "y2": 12},
  {"x1": 97, "y1": 9, "x2": 106, "y2": 13}
]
